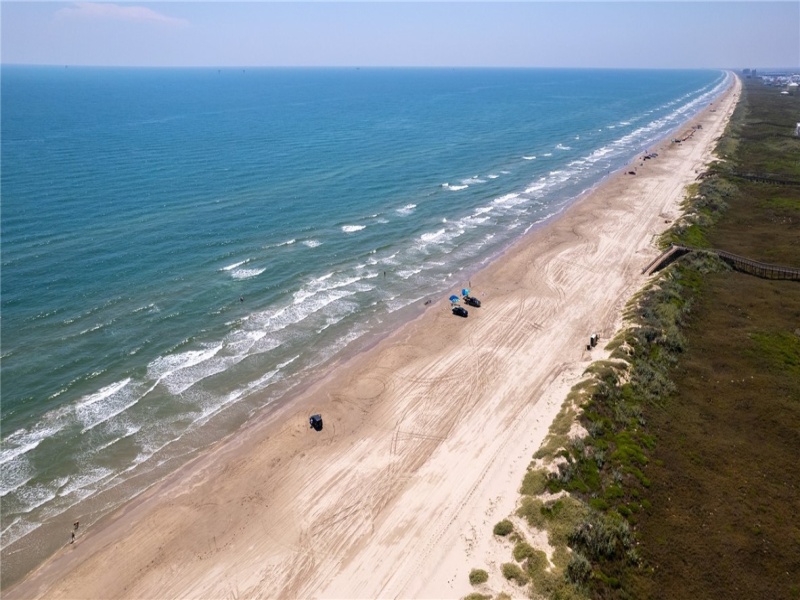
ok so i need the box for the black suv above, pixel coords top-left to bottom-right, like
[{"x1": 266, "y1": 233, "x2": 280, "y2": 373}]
[{"x1": 464, "y1": 295, "x2": 481, "y2": 308}]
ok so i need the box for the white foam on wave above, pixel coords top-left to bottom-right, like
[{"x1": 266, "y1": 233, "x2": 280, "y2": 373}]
[
  {"x1": 132, "y1": 303, "x2": 157, "y2": 314},
  {"x1": 0, "y1": 377, "x2": 139, "y2": 491},
  {"x1": 412, "y1": 225, "x2": 467, "y2": 254},
  {"x1": 231, "y1": 268, "x2": 266, "y2": 280},
  {"x1": 588, "y1": 146, "x2": 614, "y2": 161},
  {"x1": 525, "y1": 179, "x2": 548, "y2": 195},
  {"x1": 442, "y1": 183, "x2": 468, "y2": 191},
  {"x1": 224, "y1": 328, "x2": 271, "y2": 355},
  {"x1": 193, "y1": 368, "x2": 280, "y2": 427},
  {"x1": 79, "y1": 318, "x2": 115, "y2": 336},
  {"x1": 0, "y1": 423, "x2": 60, "y2": 468},
  {"x1": 396, "y1": 267, "x2": 423, "y2": 280},
  {"x1": 492, "y1": 193, "x2": 521, "y2": 206},
  {"x1": 74, "y1": 379, "x2": 132, "y2": 411},
  {"x1": 522, "y1": 156, "x2": 536, "y2": 160},
  {"x1": 249, "y1": 288, "x2": 357, "y2": 337},
  {"x1": 396, "y1": 204, "x2": 416, "y2": 215},
  {"x1": 264, "y1": 238, "x2": 295, "y2": 249},
  {"x1": 420, "y1": 229, "x2": 447, "y2": 244},
  {"x1": 13, "y1": 482, "x2": 58, "y2": 514},
  {"x1": 461, "y1": 176, "x2": 485, "y2": 185},
  {"x1": 292, "y1": 275, "x2": 362, "y2": 306},
  {"x1": 543, "y1": 152, "x2": 553, "y2": 157},
  {"x1": 56, "y1": 466, "x2": 116, "y2": 499},
  {"x1": 577, "y1": 79, "x2": 726, "y2": 171},
  {"x1": 1, "y1": 517, "x2": 38, "y2": 549},
  {"x1": 0, "y1": 455, "x2": 33, "y2": 496},
  {"x1": 92, "y1": 423, "x2": 142, "y2": 454},
  {"x1": 147, "y1": 345, "x2": 223, "y2": 379},
  {"x1": 342, "y1": 225, "x2": 366, "y2": 233},
  {"x1": 303, "y1": 240, "x2": 321, "y2": 248},
  {"x1": 75, "y1": 384, "x2": 142, "y2": 433},
  {"x1": 221, "y1": 260, "x2": 249, "y2": 271},
  {"x1": 556, "y1": 143, "x2": 572, "y2": 151},
  {"x1": 487, "y1": 174, "x2": 499, "y2": 179}
]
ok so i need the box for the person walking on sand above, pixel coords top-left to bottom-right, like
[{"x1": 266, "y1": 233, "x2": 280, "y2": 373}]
[{"x1": 71, "y1": 531, "x2": 75, "y2": 544}]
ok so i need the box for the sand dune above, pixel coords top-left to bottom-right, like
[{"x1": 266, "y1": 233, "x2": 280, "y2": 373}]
[{"x1": 7, "y1": 75, "x2": 740, "y2": 600}]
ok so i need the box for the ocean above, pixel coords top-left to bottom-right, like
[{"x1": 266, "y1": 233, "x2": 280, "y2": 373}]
[{"x1": 1, "y1": 66, "x2": 728, "y2": 583}]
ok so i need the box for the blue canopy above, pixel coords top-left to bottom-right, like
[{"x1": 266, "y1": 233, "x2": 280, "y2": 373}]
[
  {"x1": 449, "y1": 295, "x2": 460, "y2": 303},
  {"x1": 462, "y1": 288, "x2": 470, "y2": 297}
]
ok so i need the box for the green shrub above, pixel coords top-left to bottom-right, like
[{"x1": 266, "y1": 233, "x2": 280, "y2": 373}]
[
  {"x1": 520, "y1": 468, "x2": 548, "y2": 496},
  {"x1": 462, "y1": 594, "x2": 491, "y2": 600},
  {"x1": 501, "y1": 562, "x2": 529, "y2": 586},
  {"x1": 565, "y1": 552, "x2": 592, "y2": 584},
  {"x1": 513, "y1": 541, "x2": 535, "y2": 562},
  {"x1": 468, "y1": 568, "x2": 489, "y2": 585},
  {"x1": 568, "y1": 512, "x2": 633, "y2": 561},
  {"x1": 493, "y1": 519, "x2": 514, "y2": 537},
  {"x1": 517, "y1": 495, "x2": 588, "y2": 548}
]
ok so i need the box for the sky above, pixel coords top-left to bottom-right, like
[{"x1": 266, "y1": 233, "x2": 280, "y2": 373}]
[{"x1": 1, "y1": 1, "x2": 798, "y2": 69}]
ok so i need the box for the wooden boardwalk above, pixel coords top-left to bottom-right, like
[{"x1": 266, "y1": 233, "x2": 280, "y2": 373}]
[
  {"x1": 643, "y1": 244, "x2": 800, "y2": 281},
  {"x1": 729, "y1": 171, "x2": 800, "y2": 187}
]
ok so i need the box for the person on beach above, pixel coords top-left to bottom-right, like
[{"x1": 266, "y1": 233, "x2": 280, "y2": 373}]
[
  {"x1": 71, "y1": 531, "x2": 75, "y2": 544},
  {"x1": 74, "y1": 521, "x2": 79, "y2": 530}
]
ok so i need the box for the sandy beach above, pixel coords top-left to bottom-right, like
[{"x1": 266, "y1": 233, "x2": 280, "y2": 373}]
[{"x1": 7, "y1": 75, "x2": 740, "y2": 600}]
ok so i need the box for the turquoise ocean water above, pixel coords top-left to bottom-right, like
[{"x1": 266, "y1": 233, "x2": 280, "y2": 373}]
[{"x1": 1, "y1": 67, "x2": 728, "y2": 582}]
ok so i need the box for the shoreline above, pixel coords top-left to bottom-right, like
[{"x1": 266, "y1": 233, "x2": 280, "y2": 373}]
[{"x1": 5, "y1": 74, "x2": 740, "y2": 599}]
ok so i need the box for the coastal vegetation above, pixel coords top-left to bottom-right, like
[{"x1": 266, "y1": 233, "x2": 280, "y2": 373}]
[
  {"x1": 471, "y1": 77, "x2": 799, "y2": 599},
  {"x1": 469, "y1": 569, "x2": 490, "y2": 585}
]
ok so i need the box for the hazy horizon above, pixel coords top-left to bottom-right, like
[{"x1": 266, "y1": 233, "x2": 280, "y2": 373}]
[{"x1": 2, "y1": 2, "x2": 798, "y2": 69}]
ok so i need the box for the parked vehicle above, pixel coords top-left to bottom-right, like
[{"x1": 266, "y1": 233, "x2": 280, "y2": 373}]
[
  {"x1": 464, "y1": 295, "x2": 481, "y2": 307},
  {"x1": 452, "y1": 305, "x2": 468, "y2": 318},
  {"x1": 309, "y1": 414, "x2": 323, "y2": 431}
]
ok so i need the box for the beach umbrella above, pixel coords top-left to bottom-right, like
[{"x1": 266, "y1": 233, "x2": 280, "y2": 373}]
[
  {"x1": 462, "y1": 288, "x2": 470, "y2": 297},
  {"x1": 449, "y1": 295, "x2": 460, "y2": 304}
]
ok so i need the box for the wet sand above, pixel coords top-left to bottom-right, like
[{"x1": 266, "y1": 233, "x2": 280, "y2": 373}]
[{"x1": 6, "y1": 75, "x2": 740, "y2": 600}]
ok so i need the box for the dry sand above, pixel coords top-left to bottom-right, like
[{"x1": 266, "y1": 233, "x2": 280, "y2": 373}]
[{"x1": 7, "y1": 75, "x2": 740, "y2": 600}]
